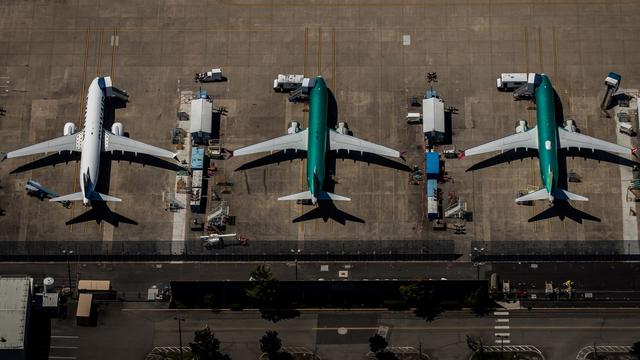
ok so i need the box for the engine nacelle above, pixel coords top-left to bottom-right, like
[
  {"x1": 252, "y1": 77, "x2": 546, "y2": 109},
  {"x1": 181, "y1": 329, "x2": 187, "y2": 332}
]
[
  {"x1": 287, "y1": 121, "x2": 301, "y2": 134},
  {"x1": 63, "y1": 122, "x2": 77, "y2": 136},
  {"x1": 515, "y1": 119, "x2": 528, "y2": 133},
  {"x1": 336, "y1": 122, "x2": 349, "y2": 135},
  {"x1": 564, "y1": 119, "x2": 577, "y2": 133},
  {"x1": 111, "y1": 122, "x2": 124, "y2": 136}
]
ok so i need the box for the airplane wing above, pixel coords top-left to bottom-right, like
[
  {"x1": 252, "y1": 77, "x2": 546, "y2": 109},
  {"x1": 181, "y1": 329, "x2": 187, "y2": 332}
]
[
  {"x1": 5, "y1": 132, "x2": 83, "y2": 159},
  {"x1": 329, "y1": 130, "x2": 400, "y2": 158},
  {"x1": 103, "y1": 132, "x2": 177, "y2": 159},
  {"x1": 463, "y1": 128, "x2": 538, "y2": 157},
  {"x1": 558, "y1": 128, "x2": 631, "y2": 155},
  {"x1": 233, "y1": 130, "x2": 308, "y2": 156}
]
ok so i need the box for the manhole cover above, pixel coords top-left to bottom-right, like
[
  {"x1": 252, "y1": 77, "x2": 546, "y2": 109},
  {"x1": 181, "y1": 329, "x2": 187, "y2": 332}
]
[{"x1": 337, "y1": 327, "x2": 348, "y2": 335}]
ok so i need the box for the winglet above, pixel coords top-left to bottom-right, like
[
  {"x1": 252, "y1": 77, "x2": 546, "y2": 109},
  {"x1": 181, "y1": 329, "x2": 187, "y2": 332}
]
[
  {"x1": 632, "y1": 147, "x2": 640, "y2": 157},
  {"x1": 458, "y1": 151, "x2": 465, "y2": 160},
  {"x1": 1, "y1": 152, "x2": 6, "y2": 161}
]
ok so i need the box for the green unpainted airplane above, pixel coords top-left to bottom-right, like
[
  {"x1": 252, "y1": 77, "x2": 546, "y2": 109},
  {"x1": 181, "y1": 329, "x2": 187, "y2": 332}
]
[
  {"x1": 463, "y1": 74, "x2": 633, "y2": 204},
  {"x1": 233, "y1": 76, "x2": 401, "y2": 204}
]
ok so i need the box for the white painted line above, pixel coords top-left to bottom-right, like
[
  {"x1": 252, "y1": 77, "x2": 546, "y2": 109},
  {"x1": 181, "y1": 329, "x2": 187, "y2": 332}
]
[
  {"x1": 495, "y1": 333, "x2": 510, "y2": 337},
  {"x1": 494, "y1": 311, "x2": 509, "y2": 315},
  {"x1": 495, "y1": 339, "x2": 511, "y2": 344},
  {"x1": 494, "y1": 326, "x2": 510, "y2": 330},
  {"x1": 49, "y1": 357, "x2": 77, "y2": 359},
  {"x1": 496, "y1": 318, "x2": 510, "y2": 322},
  {"x1": 50, "y1": 346, "x2": 78, "y2": 349},
  {"x1": 50, "y1": 336, "x2": 79, "y2": 339}
]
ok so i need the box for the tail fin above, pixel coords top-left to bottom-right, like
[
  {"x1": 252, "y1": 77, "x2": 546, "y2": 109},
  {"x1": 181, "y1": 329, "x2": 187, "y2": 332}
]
[
  {"x1": 50, "y1": 192, "x2": 84, "y2": 202},
  {"x1": 515, "y1": 188, "x2": 588, "y2": 203},
  {"x1": 278, "y1": 190, "x2": 351, "y2": 202}
]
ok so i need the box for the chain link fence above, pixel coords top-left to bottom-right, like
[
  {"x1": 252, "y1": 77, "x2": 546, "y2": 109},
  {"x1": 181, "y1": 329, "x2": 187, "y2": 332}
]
[{"x1": 0, "y1": 240, "x2": 458, "y2": 262}]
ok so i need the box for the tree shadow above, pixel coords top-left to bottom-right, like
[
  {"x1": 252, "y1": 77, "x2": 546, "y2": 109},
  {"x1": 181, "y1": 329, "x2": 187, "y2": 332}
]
[{"x1": 65, "y1": 201, "x2": 138, "y2": 227}]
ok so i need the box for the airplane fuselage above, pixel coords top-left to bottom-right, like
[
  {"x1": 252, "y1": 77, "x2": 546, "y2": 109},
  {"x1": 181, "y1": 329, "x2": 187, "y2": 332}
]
[
  {"x1": 535, "y1": 75, "x2": 560, "y2": 202},
  {"x1": 79, "y1": 77, "x2": 106, "y2": 205},
  {"x1": 306, "y1": 76, "x2": 329, "y2": 202}
]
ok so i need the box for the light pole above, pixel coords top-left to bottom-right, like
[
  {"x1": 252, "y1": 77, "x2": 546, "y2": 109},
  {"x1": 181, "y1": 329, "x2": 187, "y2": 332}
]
[
  {"x1": 61, "y1": 250, "x2": 74, "y2": 289},
  {"x1": 174, "y1": 317, "x2": 185, "y2": 360},
  {"x1": 472, "y1": 247, "x2": 485, "y2": 280},
  {"x1": 290, "y1": 249, "x2": 301, "y2": 281}
]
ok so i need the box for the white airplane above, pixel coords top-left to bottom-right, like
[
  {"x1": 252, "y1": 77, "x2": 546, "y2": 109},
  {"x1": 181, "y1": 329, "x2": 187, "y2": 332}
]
[{"x1": 4, "y1": 76, "x2": 178, "y2": 206}]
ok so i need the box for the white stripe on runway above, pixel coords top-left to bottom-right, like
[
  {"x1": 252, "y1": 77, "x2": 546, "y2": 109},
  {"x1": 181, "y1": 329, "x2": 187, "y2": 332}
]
[
  {"x1": 496, "y1": 318, "x2": 509, "y2": 322},
  {"x1": 495, "y1": 333, "x2": 510, "y2": 337},
  {"x1": 50, "y1": 336, "x2": 79, "y2": 339},
  {"x1": 494, "y1": 311, "x2": 509, "y2": 316},
  {"x1": 49, "y1": 357, "x2": 77, "y2": 359},
  {"x1": 495, "y1": 339, "x2": 511, "y2": 344},
  {"x1": 50, "y1": 346, "x2": 79, "y2": 349},
  {"x1": 494, "y1": 325, "x2": 510, "y2": 330}
]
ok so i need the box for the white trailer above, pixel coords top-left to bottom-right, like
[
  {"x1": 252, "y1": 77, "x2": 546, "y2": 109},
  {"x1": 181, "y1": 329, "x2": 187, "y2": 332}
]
[
  {"x1": 423, "y1": 97, "x2": 445, "y2": 145},
  {"x1": 496, "y1": 73, "x2": 528, "y2": 91},
  {"x1": 273, "y1": 74, "x2": 305, "y2": 92}
]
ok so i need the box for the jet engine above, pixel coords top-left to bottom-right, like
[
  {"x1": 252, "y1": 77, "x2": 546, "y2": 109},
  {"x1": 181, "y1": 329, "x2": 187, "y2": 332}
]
[
  {"x1": 564, "y1": 119, "x2": 577, "y2": 133},
  {"x1": 515, "y1": 120, "x2": 528, "y2": 133},
  {"x1": 287, "y1": 121, "x2": 300, "y2": 134},
  {"x1": 63, "y1": 122, "x2": 77, "y2": 136},
  {"x1": 111, "y1": 122, "x2": 124, "y2": 136},
  {"x1": 336, "y1": 122, "x2": 349, "y2": 135}
]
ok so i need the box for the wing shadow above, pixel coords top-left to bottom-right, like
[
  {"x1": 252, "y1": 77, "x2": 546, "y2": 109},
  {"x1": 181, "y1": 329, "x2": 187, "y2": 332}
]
[
  {"x1": 528, "y1": 200, "x2": 601, "y2": 223},
  {"x1": 234, "y1": 150, "x2": 307, "y2": 171},
  {"x1": 65, "y1": 202, "x2": 138, "y2": 227},
  {"x1": 466, "y1": 149, "x2": 538, "y2": 172},
  {"x1": 106, "y1": 152, "x2": 186, "y2": 172},
  {"x1": 10, "y1": 152, "x2": 81, "y2": 174},
  {"x1": 292, "y1": 201, "x2": 365, "y2": 225},
  {"x1": 332, "y1": 151, "x2": 413, "y2": 172},
  {"x1": 561, "y1": 148, "x2": 640, "y2": 167}
]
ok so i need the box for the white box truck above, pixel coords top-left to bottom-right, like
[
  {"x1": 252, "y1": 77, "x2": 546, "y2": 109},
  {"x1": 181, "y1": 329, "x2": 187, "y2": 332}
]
[{"x1": 497, "y1": 73, "x2": 528, "y2": 91}]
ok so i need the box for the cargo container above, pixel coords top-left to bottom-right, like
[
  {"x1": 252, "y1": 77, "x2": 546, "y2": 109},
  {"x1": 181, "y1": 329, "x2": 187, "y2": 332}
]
[
  {"x1": 191, "y1": 147, "x2": 204, "y2": 170},
  {"x1": 423, "y1": 97, "x2": 445, "y2": 145},
  {"x1": 426, "y1": 151, "x2": 440, "y2": 179},
  {"x1": 76, "y1": 293, "x2": 94, "y2": 326},
  {"x1": 427, "y1": 196, "x2": 439, "y2": 220}
]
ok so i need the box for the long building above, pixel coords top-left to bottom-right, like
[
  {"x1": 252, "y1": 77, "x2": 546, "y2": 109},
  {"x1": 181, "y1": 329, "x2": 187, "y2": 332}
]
[{"x1": 0, "y1": 276, "x2": 33, "y2": 360}]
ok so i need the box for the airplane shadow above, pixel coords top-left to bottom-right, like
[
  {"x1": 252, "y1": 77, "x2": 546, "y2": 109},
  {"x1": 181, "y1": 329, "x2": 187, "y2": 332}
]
[
  {"x1": 465, "y1": 149, "x2": 538, "y2": 172},
  {"x1": 292, "y1": 201, "x2": 365, "y2": 225},
  {"x1": 65, "y1": 202, "x2": 138, "y2": 227},
  {"x1": 527, "y1": 201, "x2": 601, "y2": 223}
]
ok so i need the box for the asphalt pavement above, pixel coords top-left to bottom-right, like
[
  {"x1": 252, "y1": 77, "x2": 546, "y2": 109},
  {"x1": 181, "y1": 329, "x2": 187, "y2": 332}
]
[{"x1": 48, "y1": 305, "x2": 640, "y2": 360}]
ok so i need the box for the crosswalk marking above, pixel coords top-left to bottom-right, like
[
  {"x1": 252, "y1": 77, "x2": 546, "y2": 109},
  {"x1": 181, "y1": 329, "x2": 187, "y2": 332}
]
[
  {"x1": 494, "y1": 311, "x2": 509, "y2": 316},
  {"x1": 495, "y1": 339, "x2": 511, "y2": 344},
  {"x1": 494, "y1": 325, "x2": 510, "y2": 329},
  {"x1": 495, "y1": 333, "x2": 510, "y2": 337},
  {"x1": 496, "y1": 318, "x2": 509, "y2": 322}
]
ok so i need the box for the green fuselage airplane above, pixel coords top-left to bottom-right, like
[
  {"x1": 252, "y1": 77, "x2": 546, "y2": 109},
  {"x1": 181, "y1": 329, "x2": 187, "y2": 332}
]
[
  {"x1": 234, "y1": 76, "x2": 401, "y2": 204},
  {"x1": 464, "y1": 73, "x2": 632, "y2": 204}
]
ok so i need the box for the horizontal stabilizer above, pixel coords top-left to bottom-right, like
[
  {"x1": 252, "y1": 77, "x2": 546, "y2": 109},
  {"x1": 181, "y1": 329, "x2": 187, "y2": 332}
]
[
  {"x1": 555, "y1": 189, "x2": 588, "y2": 201},
  {"x1": 515, "y1": 188, "x2": 588, "y2": 203},
  {"x1": 50, "y1": 192, "x2": 84, "y2": 202},
  {"x1": 90, "y1": 192, "x2": 122, "y2": 202},
  {"x1": 317, "y1": 191, "x2": 351, "y2": 201},
  {"x1": 278, "y1": 191, "x2": 314, "y2": 201},
  {"x1": 49, "y1": 191, "x2": 122, "y2": 202},
  {"x1": 277, "y1": 190, "x2": 351, "y2": 202}
]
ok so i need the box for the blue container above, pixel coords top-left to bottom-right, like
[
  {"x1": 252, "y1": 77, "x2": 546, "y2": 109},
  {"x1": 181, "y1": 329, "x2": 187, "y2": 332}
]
[
  {"x1": 426, "y1": 152, "x2": 440, "y2": 177},
  {"x1": 191, "y1": 147, "x2": 204, "y2": 170},
  {"x1": 426, "y1": 179, "x2": 437, "y2": 198}
]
